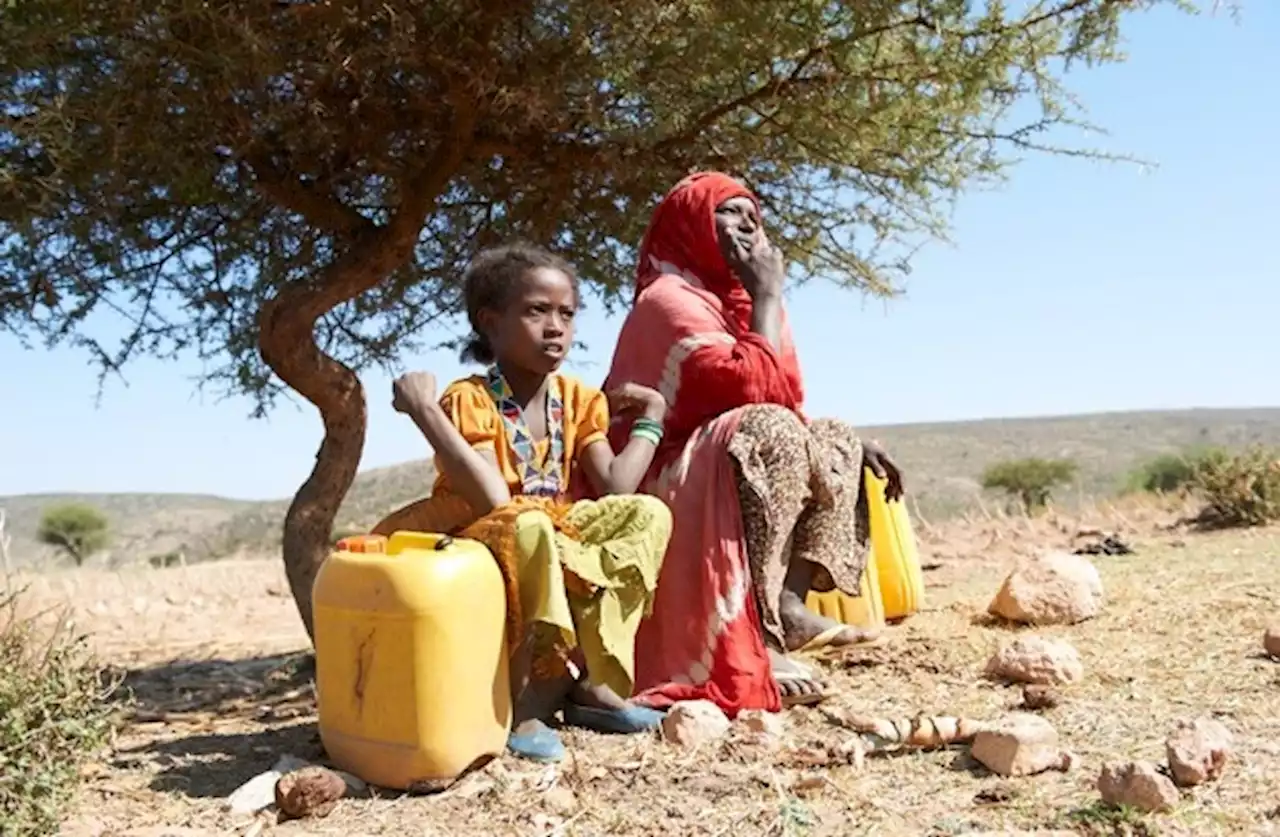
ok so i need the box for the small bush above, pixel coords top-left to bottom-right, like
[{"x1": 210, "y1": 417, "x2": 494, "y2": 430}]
[
  {"x1": 0, "y1": 589, "x2": 116, "y2": 835},
  {"x1": 37, "y1": 504, "x2": 110, "y2": 566},
  {"x1": 981, "y1": 457, "x2": 1078, "y2": 513},
  {"x1": 1192, "y1": 445, "x2": 1280, "y2": 528},
  {"x1": 1125, "y1": 447, "x2": 1227, "y2": 495}
]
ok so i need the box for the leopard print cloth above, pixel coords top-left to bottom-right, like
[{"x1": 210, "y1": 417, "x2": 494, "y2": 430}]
[{"x1": 727, "y1": 404, "x2": 871, "y2": 649}]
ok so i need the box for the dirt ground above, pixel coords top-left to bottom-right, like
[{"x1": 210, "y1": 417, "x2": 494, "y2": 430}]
[{"x1": 23, "y1": 497, "x2": 1280, "y2": 837}]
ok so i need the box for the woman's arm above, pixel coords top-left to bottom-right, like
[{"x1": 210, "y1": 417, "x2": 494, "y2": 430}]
[
  {"x1": 749, "y1": 291, "x2": 783, "y2": 350},
  {"x1": 393, "y1": 372, "x2": 511, "y2": 514},
  {"x1": 578, "y1": 384, "x2": 667, "y2": 496}
]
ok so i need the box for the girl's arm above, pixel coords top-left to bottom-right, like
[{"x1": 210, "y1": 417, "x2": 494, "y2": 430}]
[
  {"x1": 579, "y1": 384, "x2": 667, "y2": 496},
  {"x1": 393, "y1": 372, "x2": 511, "y2": 514}
]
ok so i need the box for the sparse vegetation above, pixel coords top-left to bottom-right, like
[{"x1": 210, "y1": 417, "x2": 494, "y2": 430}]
[
  {"x1": 1124, "y1": 447, "x2": 1226, "y2": 495},
  {"x1": 36, "y1": 504, "x2": 109, "y2": 566},
  {"x1": 0, "y1": 589, "x2": 116, "y2": 836},
  {"x1": 981, "y1": 457, "x2": 1079, "y2": 513},
  {"x1": 1191, "y1": 445, "x2": 1280, "y2": 529}
]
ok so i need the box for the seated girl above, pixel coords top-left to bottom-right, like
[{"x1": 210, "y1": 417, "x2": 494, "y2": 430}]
[{"x1": 372, "y1": 243, "x2": 673, "y2": 764}]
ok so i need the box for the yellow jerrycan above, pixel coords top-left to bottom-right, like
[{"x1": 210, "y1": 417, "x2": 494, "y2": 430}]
[
  {"x1": 805, "y1": 550, "x2": 886, "y2": 630},
  {"x1": 804, "y1": 469, "x2": 925, "y2": 626},
  {"x1": 865, "y1": 470, "x2": 925, "y2": 621},
  {"x1": 313, "y1": 531, "x2": 511, "y2": 791}
]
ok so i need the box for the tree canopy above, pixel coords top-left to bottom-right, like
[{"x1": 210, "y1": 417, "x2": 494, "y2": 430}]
[
  {"x1": 36, "y1": 503, "x2": 110, "y2": 566},
  {"x1": 2, "y1": 0, "x2": 1203, "y2": 634},
  {"x1": 981, "y1": 457, "x2": 1079, "y2": 513}
]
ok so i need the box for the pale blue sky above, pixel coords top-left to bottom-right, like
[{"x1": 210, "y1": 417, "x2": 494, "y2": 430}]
[{"x1": 3, "y1": 5, "x2": 1277, "y2": 500}]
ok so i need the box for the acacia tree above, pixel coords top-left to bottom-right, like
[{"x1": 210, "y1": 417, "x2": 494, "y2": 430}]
[
  {"x1": 36, "y1": 503, "x2": 110, "y2": 566},
  {"x1": 2, "y1": 1, "x2": 1202, "y2": 637}
]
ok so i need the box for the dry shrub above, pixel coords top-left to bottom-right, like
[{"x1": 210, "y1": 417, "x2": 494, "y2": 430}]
[
  {"x1": 1192, "y1": 446, "x2": 1280, "y2": 529},
  {"x1": 0, "y1": 588, "x2": 117, "y2": 836}
]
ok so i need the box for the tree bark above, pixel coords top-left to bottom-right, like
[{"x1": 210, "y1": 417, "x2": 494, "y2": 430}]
[
  {"x1": 255, "y1": 94, "x2": 477, "y2": 640},
  {"x1": 258, "y1": 238, "x2": 403, "y2": 640},
  {"x1": 258, "y1": 304, "x2": 366, "y2": 639}
]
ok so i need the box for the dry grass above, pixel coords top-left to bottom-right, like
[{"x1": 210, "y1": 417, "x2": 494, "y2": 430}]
[{"x1": 33, "y1": 497, "x2": 1280, "y2": 837}]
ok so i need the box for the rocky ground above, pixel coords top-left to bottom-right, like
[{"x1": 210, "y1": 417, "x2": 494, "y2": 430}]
[{"x1": 19, "y1": 496, "x2": 1280, "y2": 836}]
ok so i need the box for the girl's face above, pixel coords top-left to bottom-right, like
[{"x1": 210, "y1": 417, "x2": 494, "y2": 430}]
[{"x1": 481, "y1": 267, "x2": 578, "y2": 376}]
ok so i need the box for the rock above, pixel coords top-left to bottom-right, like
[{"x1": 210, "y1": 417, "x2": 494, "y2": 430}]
[
  {"x1": 971, "y1": 714, "x2": 1072, "y2": 777},
  {"x1": 274, "y1": 766, "x2": 347, "y2": 820},
  {"x1": 334, "y1": 769, "x2": 367, "y2": 795},
  {"x1": 224, "y1": 754, "x2": 312, "y2": 815},
  {"x1": 738, "y1": 709, "x2": 785, "y2": 748},
  {"x1": 542, "y1": 785, "x2": 578, "y2": 816},
  {"x1": 1165, "y1": 717, "x2": 1232, "y2": 787},
  {"x1": 661, "y1": 700, "x2": 731, "y2": 748},
  {"x1": 1264, "y1": 626, "x2": 1280, "y2": 658},
  {"x1": 988, "y1": 551, "x2": 1104, "y2": 625},
  {"x1": 739, "y1": 709, "x2": 784, "y2": 737},
  {"x1": 1097, "y1": 760, "x2": 1179, "y2": 813},
  {"x1": 1021, "y1": 685, "x2": 1061, "y2": 710},
  {"x1": 985, "y1": 636, "x2": 1083, "y2": 685}
]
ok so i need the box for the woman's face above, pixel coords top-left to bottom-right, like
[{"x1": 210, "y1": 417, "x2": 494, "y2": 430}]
[{"x1": 714, "y1": 196, "x2": 763, "y2": 257}]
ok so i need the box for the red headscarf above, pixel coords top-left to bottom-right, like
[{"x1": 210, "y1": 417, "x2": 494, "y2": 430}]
[
  {"x1": 634, "y1": 172, "x2": 756, "y2": 318},
  {"x1": 604, "y1": 171, "x2": 805, "y2": 476}
]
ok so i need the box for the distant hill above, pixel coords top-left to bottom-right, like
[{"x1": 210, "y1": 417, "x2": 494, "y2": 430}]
[{"x1": 4, "y1": 407, "x2": 1278, "y2": 568}]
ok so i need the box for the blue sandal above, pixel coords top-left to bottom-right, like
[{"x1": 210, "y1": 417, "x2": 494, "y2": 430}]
[
  {"x1": 507, "y1": 720, "x2": 565, "y2": 763},
  {"x1": 562, "y1": 703, "x2": 666, "y2": 735}
]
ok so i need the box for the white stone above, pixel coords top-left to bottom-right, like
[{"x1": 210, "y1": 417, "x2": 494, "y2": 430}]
[
  {"x1": 661, "y1": 700, "x2": 731, "y2": 748},
  {"x1": 1097, "y1": 760, "x2": 1179, "y2": 813},
  {"x1": 988, "y1": 551, "x2": 1103, "y2": 625},
  {"x1": 985, "y1": 636, "x2": 1083, "y2": 685},
  {"x1": 971, "y1": 714, "x2": 1070, "y2": 777},
  {"x1": 1166, "y1": 717, "x2": 1232, "y2": 787}
]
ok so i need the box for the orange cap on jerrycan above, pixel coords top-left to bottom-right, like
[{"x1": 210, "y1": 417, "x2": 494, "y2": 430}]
[{"x1": 313, "y1": 531, "x2": 511, "y2": 791}]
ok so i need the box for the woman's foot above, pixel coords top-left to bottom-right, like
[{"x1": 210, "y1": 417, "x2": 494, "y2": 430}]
[
  {"x1": 778, "y1": 586, "x2": 881, "y2": 652},
  {"x1": 768, "y1": 648, "x2": 827, "y2": 707}
]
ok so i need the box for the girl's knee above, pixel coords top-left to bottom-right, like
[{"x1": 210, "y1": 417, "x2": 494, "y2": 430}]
[
  {"x1": 631, "y1": 494, "x2": 673, "y2": 531},
  {"x1": 807, "y1": 416, "x2": 857, "y2": 443},
  {"x1": 514, "y1": 509, "x2": 556, "y2": 541}
]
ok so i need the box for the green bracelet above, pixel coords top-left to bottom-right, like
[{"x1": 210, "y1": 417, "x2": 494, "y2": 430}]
[
  {"x1": 631, "y1": 422, "x2": 663, "y2": 446},
  {"x1": 631, "y1": 428, "x2": 661, "y2": 445},
  {"x1": 633, "y1": 417, "x2": 664, "y2": 436}
]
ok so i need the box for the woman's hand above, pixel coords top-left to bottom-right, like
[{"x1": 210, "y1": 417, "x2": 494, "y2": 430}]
[
  {"x1": 392, "y1": 371, "x2": 439, "y2": 418},
  {"x1": 723, "y1": 231, "x2": 785, "y2": 301},
  {"x1": 607, "y1": 383, "x2": 668, "y2": 424},
  {"x1": 863, "y1": 440, "x2": 904, "y2": 501}
]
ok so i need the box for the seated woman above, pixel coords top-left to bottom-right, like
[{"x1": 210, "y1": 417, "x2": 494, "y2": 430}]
[
  {"x1": 603, "y1": 173, "x2": 904, "y2": 714},
  {"x1": 373, "y1": 243, "x2": 673, "y2": 763}
]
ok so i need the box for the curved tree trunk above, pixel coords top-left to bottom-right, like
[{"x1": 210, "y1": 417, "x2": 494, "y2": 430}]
[
  {"x1": 253, "y1": 105, "x2": 478, "y2": 640},
  {"x1": 258, "y1": 300, "x2": 366, "y2": 639}
]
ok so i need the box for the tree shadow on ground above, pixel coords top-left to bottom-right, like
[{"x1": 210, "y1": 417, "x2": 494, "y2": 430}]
[{"x1": 112, "y1": 652, "x2": 326, "y2": 799}]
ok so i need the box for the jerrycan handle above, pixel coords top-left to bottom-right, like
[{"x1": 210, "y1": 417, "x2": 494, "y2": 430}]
[{"x1": 385, "y1": 530, "x2": 458, "y2": 555}]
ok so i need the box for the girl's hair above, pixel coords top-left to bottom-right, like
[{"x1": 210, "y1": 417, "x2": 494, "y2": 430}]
[{"x1": 461, "y1": 243, "x2": 579, "y2": 365}]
